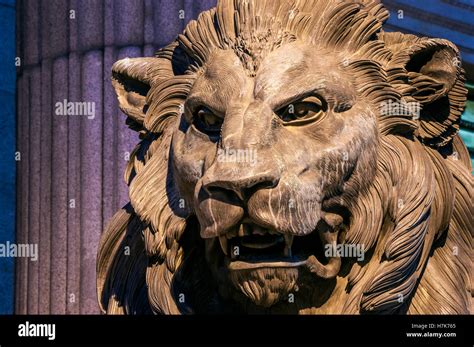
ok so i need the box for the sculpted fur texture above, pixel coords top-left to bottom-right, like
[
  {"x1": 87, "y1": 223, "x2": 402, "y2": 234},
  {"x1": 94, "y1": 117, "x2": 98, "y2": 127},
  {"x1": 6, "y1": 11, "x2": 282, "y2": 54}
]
[{"x1": 97, "y1": 0, "x2": 473, "y2": 314}]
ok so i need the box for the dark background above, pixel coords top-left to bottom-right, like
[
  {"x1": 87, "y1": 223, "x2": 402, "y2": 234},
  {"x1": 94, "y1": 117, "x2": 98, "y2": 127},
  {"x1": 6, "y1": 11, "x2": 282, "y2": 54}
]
[{"x1": 0, "y1": 0, "x2": 472, "y2": 314}]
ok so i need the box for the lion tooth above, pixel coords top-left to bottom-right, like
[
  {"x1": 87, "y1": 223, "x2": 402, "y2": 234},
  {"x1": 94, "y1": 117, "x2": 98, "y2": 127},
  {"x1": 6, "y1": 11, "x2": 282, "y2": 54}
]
[
  {"x1": 219, "y1": 236, "x2": 228, "y2": 256},
  {"x1": 238, "y1": 224, "x2": 245, "y2": 237}
]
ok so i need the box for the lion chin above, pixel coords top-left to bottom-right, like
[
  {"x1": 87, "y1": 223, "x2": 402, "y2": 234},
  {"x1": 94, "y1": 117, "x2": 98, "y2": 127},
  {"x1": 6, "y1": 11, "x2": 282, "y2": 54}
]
[
  {"x1": 228, "y1": 268, "x2": 299, "y2": 308},
  {"x1": 205, "y1": 214, "x2": 343, "y2": 309}
]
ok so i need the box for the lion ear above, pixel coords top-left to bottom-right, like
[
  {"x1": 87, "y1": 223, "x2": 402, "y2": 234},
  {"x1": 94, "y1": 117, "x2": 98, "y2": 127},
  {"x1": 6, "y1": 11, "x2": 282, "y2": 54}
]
[
  {"x1": 381, "y1": 33, "x2": 467, "y2": 147},
  {"x1": 404, "y1": 39, "x2": 460, "y2": 102},
  {"x1": 112, "y1": 57, "x2": 157, "y2": 132}
]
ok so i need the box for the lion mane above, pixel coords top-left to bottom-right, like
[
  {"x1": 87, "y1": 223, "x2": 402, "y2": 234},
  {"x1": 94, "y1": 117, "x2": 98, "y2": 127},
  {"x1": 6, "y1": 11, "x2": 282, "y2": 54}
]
[{"x1": 97, "y1": 0, "x2": 473, "y2": 314}]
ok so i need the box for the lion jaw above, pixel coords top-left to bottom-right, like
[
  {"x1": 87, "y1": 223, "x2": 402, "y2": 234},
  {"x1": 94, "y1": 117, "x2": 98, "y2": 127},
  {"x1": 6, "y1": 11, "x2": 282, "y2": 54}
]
[{"x1": 205, "y1": 212, "x2": 344, "y2": 308}]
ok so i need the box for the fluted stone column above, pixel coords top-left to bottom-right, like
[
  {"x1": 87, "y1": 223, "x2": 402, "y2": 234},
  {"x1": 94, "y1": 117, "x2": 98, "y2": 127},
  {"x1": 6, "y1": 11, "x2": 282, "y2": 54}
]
[{"x1": 15, "y1": 0, "x2": 216, "y2": 314}]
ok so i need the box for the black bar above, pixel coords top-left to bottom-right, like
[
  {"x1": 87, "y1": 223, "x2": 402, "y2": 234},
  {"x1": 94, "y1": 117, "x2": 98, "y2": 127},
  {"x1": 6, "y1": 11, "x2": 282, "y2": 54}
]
[{"x1": 0, "y1": 314, "x2": 471, "y2": 345}]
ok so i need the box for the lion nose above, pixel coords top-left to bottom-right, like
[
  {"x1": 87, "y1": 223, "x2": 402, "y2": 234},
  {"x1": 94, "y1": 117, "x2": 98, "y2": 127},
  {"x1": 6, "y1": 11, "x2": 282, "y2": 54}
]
[{"x1": 202, "y1": 170, "x2": 279, "y2": 201}]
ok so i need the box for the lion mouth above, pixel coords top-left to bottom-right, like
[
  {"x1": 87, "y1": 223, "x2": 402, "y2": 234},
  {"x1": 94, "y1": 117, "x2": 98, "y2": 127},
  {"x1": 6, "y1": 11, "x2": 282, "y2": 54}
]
[{"x1": 217, "y1": 220, "x2": 341, "y2": 278}]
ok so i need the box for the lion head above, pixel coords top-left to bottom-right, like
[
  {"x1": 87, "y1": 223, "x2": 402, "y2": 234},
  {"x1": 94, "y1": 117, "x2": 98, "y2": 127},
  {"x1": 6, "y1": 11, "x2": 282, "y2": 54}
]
[{"x1": 97, "y1": 0, "x2": 473, "y2": 314}]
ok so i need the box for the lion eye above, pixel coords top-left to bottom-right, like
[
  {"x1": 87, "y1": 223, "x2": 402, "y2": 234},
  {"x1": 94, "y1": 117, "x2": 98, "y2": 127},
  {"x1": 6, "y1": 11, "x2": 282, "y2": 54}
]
[
  {"x1": 194, "y1": 107, "x2": 223, "y2": 134},
  {"x1": 277, "y1": 96, "x2": 326, "y2": 126}
]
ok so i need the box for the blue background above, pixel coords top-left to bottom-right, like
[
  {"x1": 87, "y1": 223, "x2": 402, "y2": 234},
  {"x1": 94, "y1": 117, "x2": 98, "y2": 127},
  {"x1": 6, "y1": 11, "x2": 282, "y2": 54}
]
[{"x1": 0, "y1": 0, "x2": 16, "y2": 314}]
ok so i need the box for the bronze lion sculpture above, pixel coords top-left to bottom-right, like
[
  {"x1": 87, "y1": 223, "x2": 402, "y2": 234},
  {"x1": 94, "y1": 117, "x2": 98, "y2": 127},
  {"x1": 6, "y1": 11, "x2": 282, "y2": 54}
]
[{"x1": 97, "y1": 0, "x2": 473, "y2": 314}]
